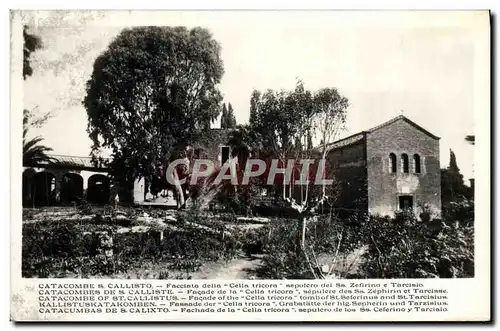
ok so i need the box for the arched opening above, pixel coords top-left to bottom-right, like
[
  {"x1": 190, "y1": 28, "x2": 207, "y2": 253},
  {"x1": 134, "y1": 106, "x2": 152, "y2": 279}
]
[
  {"x1": 87, "y1": 174, "x2": 110, "y2": 204},
  {"x1": 60, "y1": 173, "x2": 84, "y2": 204},
  {"x1": 389, "y1": 153, "x2": 397, "y2": 173},
  {"x1": 401, "y1": 154, "x2": 409, "y2": 173},
  {"x1": 22, "y1": 168, "x2": 37, "y2": 206},
  {"x1": 413, "y1": 154, "x2": 421, "y2": 173},
  {"x1": 31, "y1": 171, "x2": 56, "y2": 206}
]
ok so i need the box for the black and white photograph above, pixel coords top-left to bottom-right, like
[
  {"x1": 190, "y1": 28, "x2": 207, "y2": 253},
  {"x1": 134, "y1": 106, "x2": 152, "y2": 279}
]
[{"x1": 17, "y1": 10, "x2": 483, "y2": 284}]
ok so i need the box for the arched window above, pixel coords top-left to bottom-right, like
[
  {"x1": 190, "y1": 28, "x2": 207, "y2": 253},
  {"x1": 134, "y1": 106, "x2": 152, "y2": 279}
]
[
  {"x1": 401, "y1": 154, "x2": 409, "y2": 173},
  {"x1": 413, "y1": 154, "x2": 421, "y2": 173},
  {"x1": 389, "y1": 153, "x2": 397, "y2": 173}
]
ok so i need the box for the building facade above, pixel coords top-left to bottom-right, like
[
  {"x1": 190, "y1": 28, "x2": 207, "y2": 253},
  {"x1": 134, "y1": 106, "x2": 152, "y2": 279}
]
[
  {"x1": 22, "y1": 155, "x2": 112, "y2": 206},
  {"x1": 326, "y1": 115, "x2": 441, "y2": 218}
]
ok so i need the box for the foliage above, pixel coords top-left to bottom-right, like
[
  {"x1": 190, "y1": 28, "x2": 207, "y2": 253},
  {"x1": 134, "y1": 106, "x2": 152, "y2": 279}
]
[
  {"x1": 442, "y1": 197, "x2": 474, "y2": 227},
  {"x1": 465, "y1": 135, "x2": 475, "y2": 145},
  {"x1": 22, "y1": 208, "x2": 239, "y2": 278},
  {"x1": 83, "y1": 26, "x2": 225, "y2": 188},
  {"x1": 23, "y1": 110, "x2": 55, "y2": 167},
  {"x1": 249, "y1": 80, "x2": 311, "y2": 159},
  {"x1": 441, "y1": 149, "x2": 473, "y2": 205},
  {"x1": 23, "y1": 25, "x2": 42, "y2": 79},
  {"x1": 313, "y1": 87, "x2": 349, "y2": 156},
  {"x1": 258, "y1": 216, "x2": 361, "y2": 279},
  {"x1": 75, "y1": 197, "x2": 93, "y2": 215},
  {"x1": 244, "y1": 80, "x2": 349, "y2": 205},
  {"x1": 359, "y1": 212, "x2": 474, "y2": 279},
  {"x1": 221, "y1": 102, "x2": 237, "y2": 129}
]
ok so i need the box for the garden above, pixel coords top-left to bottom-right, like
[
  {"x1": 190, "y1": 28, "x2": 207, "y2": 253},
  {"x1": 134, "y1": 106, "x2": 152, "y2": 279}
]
[{"x1": 22, "y1": 196, "x2": 474, "y2": 280}]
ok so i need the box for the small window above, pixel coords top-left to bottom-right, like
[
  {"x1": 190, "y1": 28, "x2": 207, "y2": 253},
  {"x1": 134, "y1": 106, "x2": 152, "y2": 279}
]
[
  {"x1": 413, "y1": 154, "x2": 421, "y2": 173},
  {"x1": 401, "y1": 154, "x2": 409, "y2": 173},
  {"x1": 389, "y1": 153, "x2": 397, "y2": 173}
]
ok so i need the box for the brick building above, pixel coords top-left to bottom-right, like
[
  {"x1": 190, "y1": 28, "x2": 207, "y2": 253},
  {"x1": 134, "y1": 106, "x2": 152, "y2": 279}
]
[{"x1": 326, "y1": 115, "x2": 441, "y2": 217}]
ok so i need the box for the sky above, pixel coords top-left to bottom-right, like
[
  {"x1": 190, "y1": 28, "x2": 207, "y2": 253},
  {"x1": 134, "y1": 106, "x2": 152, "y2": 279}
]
[{"x1": 22, "y1": 11, "x2": 480, "y2": 181}]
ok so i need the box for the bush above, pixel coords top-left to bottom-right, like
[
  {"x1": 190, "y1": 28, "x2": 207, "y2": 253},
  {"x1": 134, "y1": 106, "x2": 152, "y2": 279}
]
[
  {"x1": 230, "y1": 225, "x2": 270, "y2": 257},
  {"x1": 75, "y1": 198, "x2": 93, "y2": 215},
  {"x1": 359, "y1": 211, "x2": 474, "y2": 278},
  {"x1": 22, "y1": 209, "x2": 241, "y2": 278},
  {"x1": 258, "y1": 215, "x2": 362, "y2": 279},
  {"x1": 258, "y1": 218, "x2": 309, "y2": 279},
  {"x1": 443, "y1": 197, "x2": 474, "y2": 227}
]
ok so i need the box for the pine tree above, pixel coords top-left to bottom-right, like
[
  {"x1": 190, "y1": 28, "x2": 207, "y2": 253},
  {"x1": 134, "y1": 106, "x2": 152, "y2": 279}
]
[
  {"x1": 449, "y1": 149, "x2": 460, "y2": 172},
  {"x1": 249, "y1": 90, "x2": 261, "y2": 128},
  {"x1": 441, "y1": 149, "x2": 470, "y2": 205},
  {"x1": 221, "y1": 103, "x2": 228, "y2": 129},
  {"x1": 227, "y1": 103, "x2": 237, "y2": 128}
]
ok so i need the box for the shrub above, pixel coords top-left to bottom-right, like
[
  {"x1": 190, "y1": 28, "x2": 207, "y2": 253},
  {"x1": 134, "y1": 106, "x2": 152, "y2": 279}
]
[
  {"x1": 22, "y1": 208, "x2": 241, "y2": 278},
  {"x1": 75, "y1": 197, "x2": 93, "y2": 215},
  {"x1": 258, "y1": 215, "x2": 362, "y2": 279},
  {"x1": 359, "y1": 211, "x2": 474, "y2": 278},
  {"x1": 258, "y1": 218, "x2": 309, "y2": 279},
  {"x1": 443, "y1": 197, "x2": 474, "y2": 227}
]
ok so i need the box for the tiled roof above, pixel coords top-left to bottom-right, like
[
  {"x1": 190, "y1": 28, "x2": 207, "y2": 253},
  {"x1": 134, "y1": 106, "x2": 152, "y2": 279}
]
[{"x1": 34, "y1": 154, "x2": 112, "y2": 170}]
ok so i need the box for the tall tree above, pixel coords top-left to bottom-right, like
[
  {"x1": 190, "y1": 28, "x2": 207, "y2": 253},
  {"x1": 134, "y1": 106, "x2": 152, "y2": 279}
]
[
  {"x1": 314, "y1": 87, "x2": 349, "y2": 160},
  {"x1": 221, "y1": 103, "x2": 228, "y2": 128},
  {"x1": 449, "y1": 149, "x2": 460, "y2": 172},
  {"x1": 249, "y1": 90, "x2": 261, "y2": 128},
  {"x1": 226, "y1": 102, "x2": 237, "y2": 128},
  {"x1": 441, "y1": 149, "x2": 470, "y2": 205},
  {"x1": 220, "y1": 102, "x2": 236, "y2": 129},
  {"x1": 248, "y1": 81, "x2": 314, "y2": 199},
  {"x1": 83, "y1": 26, "x2": 224, "y2": 204}
]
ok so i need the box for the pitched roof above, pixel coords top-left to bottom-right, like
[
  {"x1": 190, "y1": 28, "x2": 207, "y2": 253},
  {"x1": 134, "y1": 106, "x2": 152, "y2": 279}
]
[
  {"x1": 367, "y1": 115, "x2": 440, "y2": 140},
  {"x1": 323, "y1": 115, "x2": 440, "y2": 152},
  {"x1": 324, "y1": 132, "x2": 366, "y2": 153}
]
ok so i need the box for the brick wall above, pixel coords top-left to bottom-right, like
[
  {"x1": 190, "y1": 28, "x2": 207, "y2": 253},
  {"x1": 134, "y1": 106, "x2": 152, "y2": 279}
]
[
  {"x1": 366, "y1": 119, "x2": 441, "y2": 217},
  {"x1": 326, "y1": 139, "x2": 368, "y2": 216}
]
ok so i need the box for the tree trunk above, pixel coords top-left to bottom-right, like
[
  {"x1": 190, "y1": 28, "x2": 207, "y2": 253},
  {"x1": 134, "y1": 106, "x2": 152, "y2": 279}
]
[{"x1": 172, "y1": 167, "x2": 185, "y2": 208}]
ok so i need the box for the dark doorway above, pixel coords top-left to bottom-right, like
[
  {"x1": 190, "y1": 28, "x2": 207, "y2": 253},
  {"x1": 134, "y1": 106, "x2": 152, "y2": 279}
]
[
  {"x1": 399, "y1": 195, "x2": 414, "y2": 211},
  {"x1": 31, "y1": 172, "x2": 56, "y2": 206},
  {"x1": 221, "y1": 146, "x2": 230, "y2": 165},
  {"x1": 87, "y1": 174, "x2": 110, "y2": 204},
  {"x1": 60, "y1": 173, "x2": 84, "y2": 204},
  {"x1": 22, "y1": 168, "x2": 37, "y2": 206}
]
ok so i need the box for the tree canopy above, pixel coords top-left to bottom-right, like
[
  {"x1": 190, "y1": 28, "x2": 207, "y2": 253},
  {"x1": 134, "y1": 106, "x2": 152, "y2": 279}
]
[
  {"x1": 83, "y1": 26, "x2": 225, "y2": 184},
  {"x1": 232, "y1": 80, "x2": 349, "y2": 202},
  {"x1": 247, "y1": 80, "x2": 348, "y2": 160},
  {"x1": 441, "y1": 149, "x2": 472, "y2": 205},
  {"x1": 23, "y1": 25, "x2": 42, "y2": 79}
]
